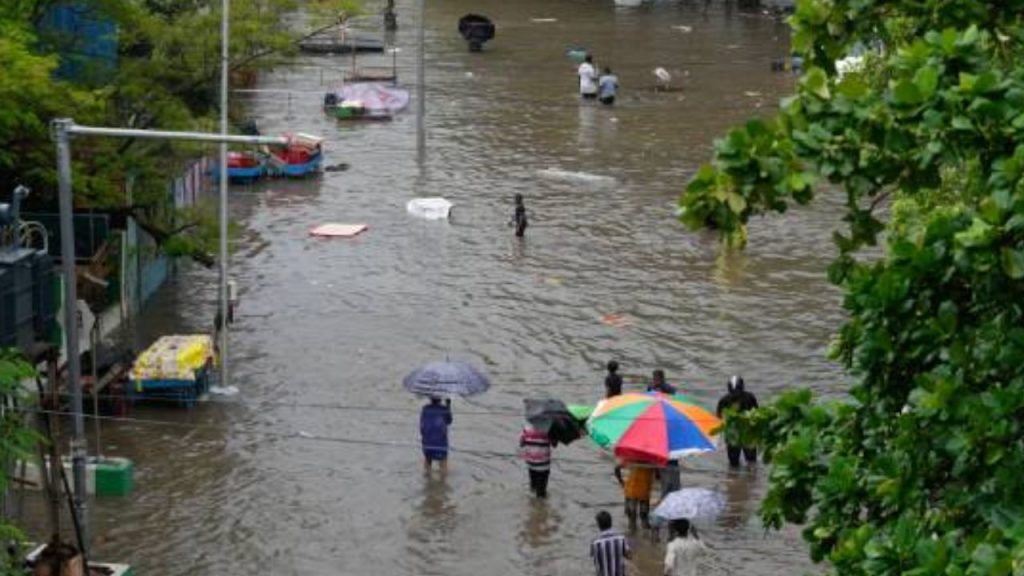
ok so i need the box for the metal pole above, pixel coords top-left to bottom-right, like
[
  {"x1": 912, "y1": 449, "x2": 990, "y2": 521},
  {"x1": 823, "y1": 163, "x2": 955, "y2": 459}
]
[
  {"x1": 416, "y1": 0, "x2": 425, "y2": 167},
  {"x1": 91, "y1": 321, "x2": 101, "y2": 460},
  {"x1": 65, "y1": 125, "x2": 286, "y2": 145},
  {"x1": 219, "y1": 0, "x2": 230, "y2": 391},
  {"x1": 54, "y1": 118, "x2": 89, "y2": 552}
]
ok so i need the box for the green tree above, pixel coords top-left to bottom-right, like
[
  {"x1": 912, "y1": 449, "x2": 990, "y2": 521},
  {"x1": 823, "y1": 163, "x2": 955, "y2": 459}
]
[
  {"x1": 0, "y1": 350, "x2": 40, "y2": 573},
  {"x1": 1, "y1": 0, "x2": 357, "y2": 263},
  {"x1": 681, "y1": 1, "x2": 1024, "y2": 573}
]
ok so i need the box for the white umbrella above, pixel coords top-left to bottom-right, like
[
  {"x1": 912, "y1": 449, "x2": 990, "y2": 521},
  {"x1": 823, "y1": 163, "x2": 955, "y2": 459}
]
[{"x1": 653, "y1": 488, "x2": 726, "y2": 521}]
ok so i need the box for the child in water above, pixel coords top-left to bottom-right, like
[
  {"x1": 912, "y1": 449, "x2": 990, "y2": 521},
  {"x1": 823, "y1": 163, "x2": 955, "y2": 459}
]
[
  {"x1": 598, "y1": 67, "x2": 619, "y2": 105},
  {"x1": 511, "y1": 193, "x2": 528, "y2": 237}
]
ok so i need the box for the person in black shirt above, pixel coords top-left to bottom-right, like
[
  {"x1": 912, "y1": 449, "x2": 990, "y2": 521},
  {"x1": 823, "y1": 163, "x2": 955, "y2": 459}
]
[
  {"x1": 716, "y1": 375, "x2": 759, "y2": 467},
  {"x1": 646, "y1": 369, "x2": 677, "y2": 395},
  {"x1": 605, "y1": 360, "x2": 623, "y2": 398},
  {"x1": 511, "y1": 193, "x2": 528, "y2": 237}
]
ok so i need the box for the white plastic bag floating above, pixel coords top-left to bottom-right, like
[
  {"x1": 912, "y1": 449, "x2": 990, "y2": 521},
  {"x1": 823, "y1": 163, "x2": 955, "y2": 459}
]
[{"x1": 406, "y1": 197, "x2": 453, "y2": 220}]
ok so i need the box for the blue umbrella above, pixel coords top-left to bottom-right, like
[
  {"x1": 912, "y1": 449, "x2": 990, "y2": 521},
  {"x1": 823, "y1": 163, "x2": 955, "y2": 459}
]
[{"x1": 403, "y1": 361, "x2": 491, "y2": 398}]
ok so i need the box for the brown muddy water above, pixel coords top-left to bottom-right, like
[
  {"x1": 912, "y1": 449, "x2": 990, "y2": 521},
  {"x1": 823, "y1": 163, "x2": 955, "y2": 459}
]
[{"x1": 23, "y1": 0, "x2": 843, "y2": 574}]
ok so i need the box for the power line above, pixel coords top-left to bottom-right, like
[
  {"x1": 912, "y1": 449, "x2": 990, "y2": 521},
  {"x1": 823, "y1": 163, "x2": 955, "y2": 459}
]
[
  {"x1": 53, "y1": 388, "x2": 722, "y2": 423},
  {"x1": 27, "y1": 407, "x2": 716, "y2": 470}
]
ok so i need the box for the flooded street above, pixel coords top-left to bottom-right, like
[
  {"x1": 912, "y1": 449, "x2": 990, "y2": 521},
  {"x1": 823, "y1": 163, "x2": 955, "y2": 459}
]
[{"x1": 37, "y1": 1, "x2": 846, "y2": 574}]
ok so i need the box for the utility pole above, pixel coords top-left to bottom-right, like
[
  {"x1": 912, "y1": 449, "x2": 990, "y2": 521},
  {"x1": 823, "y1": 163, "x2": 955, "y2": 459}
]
[
  {"x1": 218, "y1": 0, "x2": 231, "y2": 391},
  {"x1": 416, "y1": 0, "x2": 426, "y2": 168},
  {"x1": 53, "y1": 118, "x2": 89, "y2": 551},
  {"x1": 53, "y1": 120, "x2": 286, "y2": 557}
]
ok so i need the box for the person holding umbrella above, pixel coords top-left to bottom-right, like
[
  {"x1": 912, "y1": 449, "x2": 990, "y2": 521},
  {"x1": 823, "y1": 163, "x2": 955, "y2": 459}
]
[
  {"x1": 420, "y1": 397, "x2": 453, "y2": 474},
  {"x1": 405, "y1": 359, "x2": 491, "y2": 474},
  {"x1": 520, "y1": 398, "x2": 583, "y2": 498},
  {"x1": 615, "y1": 463, "x2": 654, "y2": 531},
  {"x1": 520, "y1": 420, "x2": 553, "y2": 498}
]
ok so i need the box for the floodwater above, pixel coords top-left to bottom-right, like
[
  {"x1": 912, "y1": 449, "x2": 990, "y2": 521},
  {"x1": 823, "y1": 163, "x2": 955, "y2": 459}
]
[{"x1": 26, "y1": 1, "x2": 846, "y2": 574}]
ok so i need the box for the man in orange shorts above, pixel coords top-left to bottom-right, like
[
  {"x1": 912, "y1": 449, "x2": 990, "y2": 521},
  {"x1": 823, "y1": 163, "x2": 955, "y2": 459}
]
[{"x1": 615, "y1": 464, "x2": 654, "y2": 531}]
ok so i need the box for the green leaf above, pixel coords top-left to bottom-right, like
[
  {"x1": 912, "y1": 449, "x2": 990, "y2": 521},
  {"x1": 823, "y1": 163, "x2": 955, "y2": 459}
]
[
  {"x1": 914, "y1": 66, "x2": 940, "y2": 99},
  {"x1": 892, "y1": 80, "x2": 923, "y2": 105},
  {"x1": 955, "y1": 218, "x2": 993, "y2": 248},
  {"x1": 1000, "y1": 247, "x2": 1024, "y2": 279},
  {"x1": 837, "y1": 76, "x2": 869, "y2": 99},
  {"x1": 802, "y1": 67, "x2": 832, "y2": 100}
]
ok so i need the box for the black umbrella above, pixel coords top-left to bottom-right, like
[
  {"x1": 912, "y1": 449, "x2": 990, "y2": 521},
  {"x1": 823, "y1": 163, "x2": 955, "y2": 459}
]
[
  {"x1": 524, "y1": 398, "x2": 582, "y2": 446},
  {"x1": 458, "y1": 14, "x2": 495, "y2": 52},
  {"x1": 403, "y1": 360, "x2": 491, "y2": 398}
]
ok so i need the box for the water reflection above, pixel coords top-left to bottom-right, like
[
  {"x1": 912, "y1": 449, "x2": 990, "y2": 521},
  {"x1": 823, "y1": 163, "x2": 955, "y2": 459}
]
[
  {"x1": 517, "y1": 498, "x2": 563, "y2": 549},
  {"x1": 577, "y1": 102, "x2": 599, "y2": 152},
  {"x1": 719, "y1": 465, "x2": 758, "y2": 530},
  {"x1": 404, "y1": 474, "x2": 457, "y2": 575},
  {"x1": 712, "y1": 247, "x2": 750, "y2": 288}
]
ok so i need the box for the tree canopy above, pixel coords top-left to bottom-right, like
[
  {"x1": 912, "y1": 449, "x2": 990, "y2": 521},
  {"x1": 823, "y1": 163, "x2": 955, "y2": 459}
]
[
  {"x1": 681, "y1": 0, "x2": 1024, "y2": 573},
  {"x1": 1, "y1": 0, "x2": 356, "y2": 262}
]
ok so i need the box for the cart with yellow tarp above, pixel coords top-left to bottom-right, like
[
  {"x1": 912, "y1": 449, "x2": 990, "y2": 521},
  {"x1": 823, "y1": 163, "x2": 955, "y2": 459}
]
[{"x1": 129, "y1": 335, "x2": 216, "y2": 407}]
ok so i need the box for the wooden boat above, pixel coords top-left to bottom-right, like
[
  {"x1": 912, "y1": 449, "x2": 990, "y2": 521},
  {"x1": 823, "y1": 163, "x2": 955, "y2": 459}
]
[
  {"x1": 224, "y1": 151, "x2": 264, "y2": 182},
  {"x1": 266, "y1": 133, "x2": 324, "y2": 177}
]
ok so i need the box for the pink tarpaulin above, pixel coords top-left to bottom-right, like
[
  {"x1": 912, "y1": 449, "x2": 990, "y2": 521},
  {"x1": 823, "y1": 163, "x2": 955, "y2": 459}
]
[{"x1": 334, "y1": 83, "x2": 411, "y2": 114}]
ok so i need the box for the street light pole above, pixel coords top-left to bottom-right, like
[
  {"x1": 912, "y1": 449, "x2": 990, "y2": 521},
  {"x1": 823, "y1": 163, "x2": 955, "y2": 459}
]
[
  {"x1": 53, "y1": 118, "x2": 89, "y2": 553},
  {"x1": 218, "y1": 0, "x2": 231, "y2": 391},
  {"x1": 416, "y1": 0, "x2": 425, "y2": 167}
]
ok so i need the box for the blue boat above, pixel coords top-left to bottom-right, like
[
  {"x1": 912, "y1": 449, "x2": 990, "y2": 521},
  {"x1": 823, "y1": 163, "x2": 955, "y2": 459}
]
[
  {"x1": 265, "y1": 133, "x2": 324, "y2": 178},
  {"x1": 212, "y1": 151, "x2": 265, "y2": 183}
]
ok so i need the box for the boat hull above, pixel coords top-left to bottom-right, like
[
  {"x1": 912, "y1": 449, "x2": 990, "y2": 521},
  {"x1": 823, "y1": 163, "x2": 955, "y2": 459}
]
[{"x1": 268, "y1": 153, "x2": 323, "y2": 177}]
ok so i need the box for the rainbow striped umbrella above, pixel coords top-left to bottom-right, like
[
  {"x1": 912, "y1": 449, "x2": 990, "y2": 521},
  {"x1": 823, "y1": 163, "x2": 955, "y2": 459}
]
[{"x1": 586, "y1": 392, "x2": 721, "y2": 465}]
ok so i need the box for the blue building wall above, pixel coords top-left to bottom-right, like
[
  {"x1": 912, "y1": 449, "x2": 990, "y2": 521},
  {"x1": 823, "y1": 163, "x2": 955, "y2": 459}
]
[{"x1": 38, "y1": 4, "x2": 118, "y2": 82}]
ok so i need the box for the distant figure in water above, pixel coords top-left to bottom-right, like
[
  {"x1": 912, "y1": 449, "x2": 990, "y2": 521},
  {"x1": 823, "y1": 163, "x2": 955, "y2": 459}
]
[
  {"x1": 420, "y1": 397, "x2": 453, "y2": 473},
  {"x1": 605, "y1": 360, "x2": 623, "y2": 398},
  {"x1": 384, "y1": 0, "x2": 397, "y2": 30},
  {"x1": 598, "y1": 67, "x2": 619, "y2": 105},
  {"x1": 647, "y1": 369, "x2": 678, "y2": 395},
  {"x1": 579, "y1": 54, "x2": 598, "y2": 100},
  {"x1": 511, "y1": 193, "x2": 528, "y2": 237}
]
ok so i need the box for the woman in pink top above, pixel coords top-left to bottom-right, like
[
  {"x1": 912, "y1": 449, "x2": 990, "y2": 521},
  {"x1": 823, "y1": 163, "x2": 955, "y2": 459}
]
[{"x1": 520, "y1": 423, "x2": 553, "y2": 498}]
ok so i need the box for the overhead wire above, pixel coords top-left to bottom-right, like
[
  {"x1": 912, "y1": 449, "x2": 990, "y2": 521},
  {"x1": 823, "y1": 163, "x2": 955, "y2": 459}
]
[{"x1": 25, "y1": 407, "x2": 706, "y2": 470}]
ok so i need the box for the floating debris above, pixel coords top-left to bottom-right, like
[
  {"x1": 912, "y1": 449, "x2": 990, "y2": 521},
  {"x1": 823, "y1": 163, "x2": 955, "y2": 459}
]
[
  {"x1": 536, "y1": 168, "x2": 616, "y2": 184},
  {"x1": 310, "y1": 223, "x2": 368, "y2": 238}
]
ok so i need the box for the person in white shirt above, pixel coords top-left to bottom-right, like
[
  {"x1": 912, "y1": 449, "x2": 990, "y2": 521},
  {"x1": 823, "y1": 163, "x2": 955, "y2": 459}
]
[
  {"x1": 578, "y1": 54, "x2": 598, "y2": 99},
  {"x1": 663, "y1": 518, "x2": 709, "y2": 576}
]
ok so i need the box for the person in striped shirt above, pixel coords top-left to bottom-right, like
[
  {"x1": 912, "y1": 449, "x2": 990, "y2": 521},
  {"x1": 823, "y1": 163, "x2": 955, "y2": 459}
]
[
  {"x1": 591, "y1": 510, "x2": 631, "y2": 576},
  {"x1": 519, "y1": 422, "x2": 553, "y2": 498}
]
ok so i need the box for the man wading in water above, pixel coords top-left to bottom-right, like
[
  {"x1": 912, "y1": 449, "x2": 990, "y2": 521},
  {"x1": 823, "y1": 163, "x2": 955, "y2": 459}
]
[
  {"x1": 717, "y1": 375, "x2": 759, "y2": 467},
  {"x1": 510, "y1": 193, "x2": 528, "y2": 237},
  {"x1": 420, "y1": 397, "x2": 453, "y2": 474}
]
